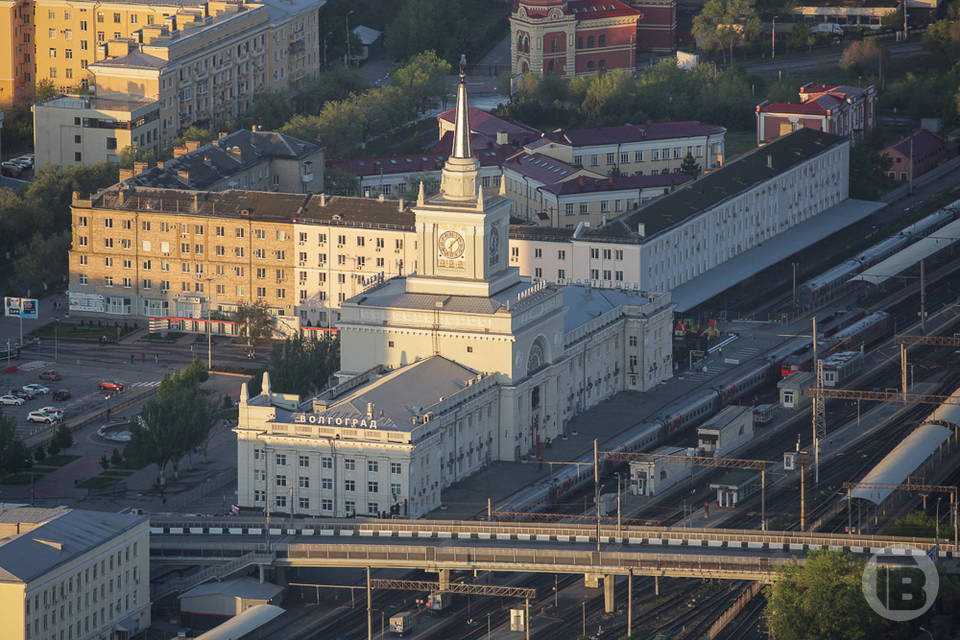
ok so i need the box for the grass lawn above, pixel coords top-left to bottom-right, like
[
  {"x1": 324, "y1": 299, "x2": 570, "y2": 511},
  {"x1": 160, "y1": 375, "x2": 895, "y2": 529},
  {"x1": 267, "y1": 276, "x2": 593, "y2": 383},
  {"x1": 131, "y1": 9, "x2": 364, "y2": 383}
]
[
  {"x1": 115, "y1": 458, "x2": 152, "y2": 470},
  {"x1": 101, "y1": 470, "x2": 135, "y2": 477},
  {"x1": 77, "y1": 476, "x2": 120, "y2": 489},
  {"x1": 40, "y1": 454, "x2": 82, "y2": 467},
  {"x1": 724, "y1": 130, "x2": 757, "y2": 161},
  {"x1": 0, "y1": 472, "x2": 45, "y2": 485},
  {"x1": 28, "y1": 321, "x2": 137, "y2": 342}
]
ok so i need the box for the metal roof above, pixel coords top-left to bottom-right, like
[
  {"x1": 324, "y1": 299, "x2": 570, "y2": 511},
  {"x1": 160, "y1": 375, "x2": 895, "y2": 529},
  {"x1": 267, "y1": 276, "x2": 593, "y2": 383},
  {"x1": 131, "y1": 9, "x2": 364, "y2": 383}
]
[
  {"x1": 850, "y1": 423, "x2": 953, "y2": 505},
  {"x1": 851, "y1": 217, "x2": 960, "y2": 286},
  {"x1": 180, "y1": 578, "x2": 284, "y2": 601},
  {"x1": 194, "y1": 604, "x2": 285, "y2": 640}
]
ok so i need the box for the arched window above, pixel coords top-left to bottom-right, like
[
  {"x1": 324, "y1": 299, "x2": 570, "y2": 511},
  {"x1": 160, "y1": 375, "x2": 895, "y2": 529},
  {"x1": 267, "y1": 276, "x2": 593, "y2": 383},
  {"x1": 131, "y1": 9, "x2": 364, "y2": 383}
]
[
  {"x1": 598, "y1": 34, "x2": 606, "y2": 47},
  {"x1": 517, "y1": 33, "x2": 524, "y2": 53},
  {"x1": 528, "y1": 337, "x2": 548, "y2": 374},
  {"x1": 576, "y1": 36, "x2": 583, "y2": 49},
  {"x1": 547, "y1": 60, "x2": 555, "y2": 74},
  {"x1": 587, "y1": 35, "x2": 594, "y2": 48},
  {"x1": 521, "y1": 61, "x2": 529, "y2": 73},
  {"x1": 524, "y1": 36, "x2": 530, "y2": 52},
  {"x1": 598, "y1": 59, "x2": 606, "y2": 70},
  {"x1": 551, "y1": 38, "x2": 558, "y2": 53},
  {"x1": 586, "y1": 60, "x2": 595, "y2": 71}
]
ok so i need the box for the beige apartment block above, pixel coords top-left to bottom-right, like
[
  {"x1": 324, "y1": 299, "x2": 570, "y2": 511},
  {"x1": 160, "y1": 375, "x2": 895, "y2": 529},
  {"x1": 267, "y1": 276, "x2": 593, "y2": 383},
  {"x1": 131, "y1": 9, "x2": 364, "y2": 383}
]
[
  {"x1": 0, "y1": 0, "x2": 32, "y2": 102},
  {"x1": 33, "y1": 94, "x2": 160, "y2": 169},
  {"x1": 68, "y1": 186, "x2": 423, "y2": 332},
  {"x1": 0, "y1": 507, "x2": 150, "y2": 640},
  {"x1": 17, "y1": 0, "x2": 323, "y2": 144}
]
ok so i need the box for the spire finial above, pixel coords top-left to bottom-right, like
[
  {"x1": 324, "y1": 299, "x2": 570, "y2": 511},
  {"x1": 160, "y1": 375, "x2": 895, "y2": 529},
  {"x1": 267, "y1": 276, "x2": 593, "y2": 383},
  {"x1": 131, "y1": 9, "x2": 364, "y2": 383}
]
[
  {"x1": 476, "y1": 187, "x2": 484, "y2": 210},
  {"x1": 451, "y1": 54, "x2": 472, "y2": 159},
  {"x1": 417, "y1": 180, "x2": 425, "y2": 206}
]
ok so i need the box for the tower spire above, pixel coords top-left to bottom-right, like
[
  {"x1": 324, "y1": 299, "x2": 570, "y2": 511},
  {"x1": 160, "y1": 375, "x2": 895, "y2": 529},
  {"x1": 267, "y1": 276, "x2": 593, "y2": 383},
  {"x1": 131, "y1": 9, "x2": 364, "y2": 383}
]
[{"x1": 451, "y1": 54, "x2": 472, "y2": 159}]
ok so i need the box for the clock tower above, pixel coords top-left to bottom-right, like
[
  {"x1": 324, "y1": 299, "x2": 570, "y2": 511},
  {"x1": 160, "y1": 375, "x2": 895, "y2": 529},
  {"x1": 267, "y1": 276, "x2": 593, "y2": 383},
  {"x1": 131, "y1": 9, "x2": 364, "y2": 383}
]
[{"x1": 405, "y1": 59, "x2": 520, "y2": 298}]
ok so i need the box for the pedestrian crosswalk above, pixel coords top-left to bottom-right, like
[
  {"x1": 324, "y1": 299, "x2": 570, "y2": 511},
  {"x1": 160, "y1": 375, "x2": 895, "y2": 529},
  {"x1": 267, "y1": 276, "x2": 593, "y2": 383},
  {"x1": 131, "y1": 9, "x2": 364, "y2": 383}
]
[
  {"x1": 17, "y1": 360, "x2": 51, "y2": 371},
  {"x1": 130, "y1": 380, "x2": 162, "y2": 389}
]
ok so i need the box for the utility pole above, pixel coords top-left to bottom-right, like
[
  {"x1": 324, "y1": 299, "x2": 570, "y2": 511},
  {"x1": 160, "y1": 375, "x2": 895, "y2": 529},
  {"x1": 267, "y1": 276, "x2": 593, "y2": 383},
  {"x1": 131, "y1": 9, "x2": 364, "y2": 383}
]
[
  {"x1": 616, "y1": 472, "x2": 622, "y2": 540},
  {"x1": 593, "y1": 439, "x2": 600, "y2": 552},
  {"x1": 792, "y1": 262, "x2": 798, "y2": 309},
  {"x1": 801, "y1": 458, "x2": 806, "y2": 531},
  {"x1": 367, "y1": 567, "x2": 373, "y2": 640},
  {"x1": 627, "y1": 569, "x2": 633, "y2": 638},
  {"x1": 903, "y1": 0, "x2": 908, "y2": 40},
  {"x1": 207, "y1": 307, "x2": 213, "y2": 370},
  {"x1": 812, "y1": 316, "x2": 824, "y2": 484},
  {"x1": 920, "y1": 259, "x2": 926, "y2": 333},
  {"x1": 908, "y1": 132, "x2": 914, "y2": 195},
  {"x1": 771, "y1": 16, "x2": 776, "y2": 60}
]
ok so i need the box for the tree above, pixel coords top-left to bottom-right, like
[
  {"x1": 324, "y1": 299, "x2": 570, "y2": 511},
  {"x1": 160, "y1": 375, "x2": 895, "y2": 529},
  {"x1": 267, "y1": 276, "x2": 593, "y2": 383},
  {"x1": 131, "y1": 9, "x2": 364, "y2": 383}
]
[
  {"x1": 117, "y1": 145, "x2": 159, "y2": 170},
  {"x1": 839, "y1": 39, "x2": 888, "y2": 74},
  {"x1": 183, "y1": 357, "x2": 209, "y2": 384},
  {"x1": 47, "y1": 438, "x2": 61, "y2": 456},
  {"x1": 390, "y1": 50, "x2": 452, "y2": 114},
  {"x1": 0, "y1": 414, "x2": 31, "y2": 475},
  {"x1": 324, "y1": 168, "x2": 360, "y2": 196},
  {"x1": 692, "y1": 0, "x2": 761, "y2": 65},
  {"x1": 34, "y1": 79, "x2": 57, "y2": 102},
  {"x1": 849, "y1": 141, "x2": 893, "y2": 200},
  {"x1": 172, "y1": 126, "x2": 216, "y2": 148},
  {"x1": 405, "y1": 172, "x2": 441, "y2": 197},
  {"x1": 788, "y1": 23, "x2": 815, "y2": 54},
  {"x1": 881, "y1": 7, "x2": 904, "y2": 30},
  {"x1": 680, "y1": 152, "x2": 701, "y2": 177},
  {"x1": 887, "y1": 510, "x2": 953, "y2": 539},
  {"x1": 34, "y1": 445, "x2": 45, "y2": 462},
  {"x1": 765, "y1": 550, "x2": 887, "y2": 640},
  {"x1": 234, "y1": 300, "x2": 276, "y2": 346},
  {"x1": 267, "y1": 334, "x2": 340, "y2": 398},
  {"x1": 125, "y1": 367, "x2": 213, "y2": 491},
  {"x1": 12, "y1": 231, "x2": 71, "y2": 295},
  {"x1": 52, "y1": 424, "x2": 73, "y2": 450},
  {"x1": 110, "y1": 448, "x2": 123, "y2": 467},
  {"x1": 922, "y1": 19, "x2": 960, "y2": 60}
]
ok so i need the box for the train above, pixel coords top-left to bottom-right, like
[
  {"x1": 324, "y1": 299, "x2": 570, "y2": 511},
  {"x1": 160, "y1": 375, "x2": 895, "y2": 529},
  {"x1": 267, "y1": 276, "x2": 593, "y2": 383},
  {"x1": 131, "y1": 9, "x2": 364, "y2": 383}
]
[
  {"x1": 797, "y1": 201, "x2": 960, "y2": 309},
  {"x1": 779, "y1": 311, "x2": 893, "y2": 377},
  {"x1": 495, "y1": 306, "x2": 896, "y2": 517},
  {"x1": 494, "y1": 357, "x2": 777, "y2": 516}
]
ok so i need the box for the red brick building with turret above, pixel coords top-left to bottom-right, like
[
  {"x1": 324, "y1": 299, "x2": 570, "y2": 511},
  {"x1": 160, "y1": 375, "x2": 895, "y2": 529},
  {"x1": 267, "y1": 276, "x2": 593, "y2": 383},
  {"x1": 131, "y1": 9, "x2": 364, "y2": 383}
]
[{"x1": 510, "y1": 0, "x2": 675, "y2": 78}]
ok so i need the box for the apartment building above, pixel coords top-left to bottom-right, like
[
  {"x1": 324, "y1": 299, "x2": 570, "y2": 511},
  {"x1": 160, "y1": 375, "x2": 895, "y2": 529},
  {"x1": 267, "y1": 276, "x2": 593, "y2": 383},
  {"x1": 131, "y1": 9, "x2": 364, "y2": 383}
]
[
  {"x1": 502, "y1": 151, "x2": 691, "y2": 226},
  {"x1": 32, "y1": 94, "x2": 160, "y2": 169},
  {"x1": 0, "y1": 507, "x2": 150, "y2": 640},
  {"x1": 0, "y1": 0, "x2": 33, "y2": 102},
  {"x1": 68, "y1": 186, "x2": 420, "y2": 330},
  {"x1": 119, "y1": 128, "x2": 324, "y2": 192},
  {"x1": 508, "y1": 129, "x2": 850, "y2": 292},
  {"x1": 527, "y1": 121, "x2": 727, "y2": 175}
]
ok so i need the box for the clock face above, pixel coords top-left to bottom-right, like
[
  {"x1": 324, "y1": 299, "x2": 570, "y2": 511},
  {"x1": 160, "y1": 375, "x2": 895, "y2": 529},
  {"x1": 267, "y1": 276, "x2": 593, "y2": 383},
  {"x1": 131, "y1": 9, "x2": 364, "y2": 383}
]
[
  {"x1": 438, "y1": 230, "x2": 465, "y2": 260},
  {"x1": 488, "y1": 226, "x2": 500, "y2": 265}
]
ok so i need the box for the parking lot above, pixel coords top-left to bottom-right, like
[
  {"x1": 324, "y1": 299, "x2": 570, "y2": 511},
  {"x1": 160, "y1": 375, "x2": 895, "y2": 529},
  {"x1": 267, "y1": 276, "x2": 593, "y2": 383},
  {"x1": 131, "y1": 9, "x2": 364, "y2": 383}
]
[{"x1": 0, "y1": 356, "x2": 164, "y2": 440}]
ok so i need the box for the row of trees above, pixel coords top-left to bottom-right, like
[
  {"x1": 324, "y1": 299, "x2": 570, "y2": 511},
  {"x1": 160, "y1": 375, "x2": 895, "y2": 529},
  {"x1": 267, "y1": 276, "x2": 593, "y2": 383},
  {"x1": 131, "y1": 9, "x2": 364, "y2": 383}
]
[
  {"x1": 0, "y1": 163, "x2": 118, "y2": 296},
  {"x1": 124, "y1": 359, "x2": 218, "y2": 492},
  {"x1": 501, "y1": 60, "x2": 760, "y2": 132},
  {"x1": 386, "y1": 0, "x2": 508, "y2": 62}
]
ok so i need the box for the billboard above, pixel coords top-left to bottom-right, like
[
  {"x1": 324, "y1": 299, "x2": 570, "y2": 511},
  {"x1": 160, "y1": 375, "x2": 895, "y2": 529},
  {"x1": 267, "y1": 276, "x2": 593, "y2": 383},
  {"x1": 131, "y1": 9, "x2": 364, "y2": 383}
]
[
  {"x1": 3, "y1": 297, "x2": 38, "y2": 319},
  {"x1": 69, "y1": 292, "x2": 105, "y2": 313}
]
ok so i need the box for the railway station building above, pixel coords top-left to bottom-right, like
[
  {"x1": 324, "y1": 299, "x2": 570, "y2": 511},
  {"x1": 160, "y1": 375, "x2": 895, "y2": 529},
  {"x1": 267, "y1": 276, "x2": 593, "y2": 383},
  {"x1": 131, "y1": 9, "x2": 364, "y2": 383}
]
[{"x1": 234, "y1": 76, "x2": 674, "y2": 519}]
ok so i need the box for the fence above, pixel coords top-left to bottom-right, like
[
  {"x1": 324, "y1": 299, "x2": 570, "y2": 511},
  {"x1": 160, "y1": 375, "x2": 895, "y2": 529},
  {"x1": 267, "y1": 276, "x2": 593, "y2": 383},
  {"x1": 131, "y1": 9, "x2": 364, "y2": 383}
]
[{"x1": 706, "y1": 581, "x2": 764, "y2": 639}]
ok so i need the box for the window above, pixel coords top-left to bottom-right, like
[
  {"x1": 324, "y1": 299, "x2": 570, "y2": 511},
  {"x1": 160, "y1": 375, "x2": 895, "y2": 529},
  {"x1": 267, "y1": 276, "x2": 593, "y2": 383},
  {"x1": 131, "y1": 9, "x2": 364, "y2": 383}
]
[
  {"x1": 368, "y1": 481, "x2": 379, "y2": 493},
  {"x1": 629, "y1": 335, "x2": 638, "y2": 347},
  {"x1": 635, "y1": 151, "x2": 643, "y2": 162},
  {"x1": 276, "y1": 475, "x2": 286, "y2": 486},
  {"x1": 106, "y1": 136, "x2": 116, "y2": 150},
  {"x1": 345, "y1": 500, "x2": 356, "y2": 514},
  {"x1": 579, "y1": 203, "x2": 588, "y2": 214},
  {"x1": 113, "y1": 12, "x2": 121, "y2": 22},
  {"x1": 322, "y1": 477, "x2": 332, "y2": 490},
  {"x1": 298, "y1": 476, "x2": 309, "y2": 488},
  {"x1": 298, "y1": 455, "x2": 309, "y2": 467},
  {"x1": 80, "y1": 20, "x2": 87, "y2": 31},
  {"x1": 65, "y1": 48, "x2": 73, "y2": 59},
  {"x1": 275, "y1": 495, "x2": 286, "y2": 508},
  {"x1": 558, "y1": 268, "x2": 566, "y2": 280},
  {"x1": 368, "y1": 503, "x2": 379, "y2": 516},
  {"x1": 565, "y1": 203, "x2": 574, "y2": 216},
  {"x1": 276, "y1": 454, "x2": 286, "y2": 466},
  {"x1": 321, "y1": 457, "x2": 332, "y2": 469},
  {"x1": 367, "y1": 460, "x2": 378, "y2": 473},
  {"x1": 322, "y1": 499, "x2": 333, "y2": 511},
  {"x1": 590, "y1": 154, "x2": 598, "y2": 166},
  {"x1": 345, "y1": 479, "x2": 356, "y2": 492},
  {"x1": 535, "y1": 267, "x2": 542, "y2": 278},
  {"x1": 606, "y1": 153, "x2": 615, "y2": 165},
  {"x1": 344, "y1": 459, "x2": 356, "y2": 471},
  {"x1": 254, "y1": 490, "x2": 265, "y2": 502},
  {"x1": 534, "y1": 248, "x2": 542, "y2": 258},
  {"x1": 298, "y1": 497, "x2": 310, "y2": 509},
  {"x1": 391, "y1": 462, "x2": 402, "y2": 474}
]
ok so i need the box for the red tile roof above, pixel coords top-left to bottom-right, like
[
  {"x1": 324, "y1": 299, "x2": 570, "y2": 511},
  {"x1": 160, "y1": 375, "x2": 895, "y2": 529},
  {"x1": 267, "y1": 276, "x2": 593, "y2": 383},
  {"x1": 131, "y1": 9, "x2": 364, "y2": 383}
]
[
  {"x1": 437, "y1": 107, "x2": 539, "y2": 142},
  {"x1": 501, "y1": 152, "x2": 587, "y2": 184},
  {"x1": 759, "y1": 101, "x2": 831, "y2": 116},
  {"x1": 884, "y1": 129, "x2": 949, "y2": 160}
]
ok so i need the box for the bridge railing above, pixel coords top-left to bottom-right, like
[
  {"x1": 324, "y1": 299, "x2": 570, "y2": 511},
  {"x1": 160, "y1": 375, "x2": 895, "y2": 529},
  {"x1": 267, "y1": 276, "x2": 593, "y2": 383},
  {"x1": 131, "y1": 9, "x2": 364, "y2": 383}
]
[{"x1": 148, "y1": 515, "x2": 956, "y2": 554}]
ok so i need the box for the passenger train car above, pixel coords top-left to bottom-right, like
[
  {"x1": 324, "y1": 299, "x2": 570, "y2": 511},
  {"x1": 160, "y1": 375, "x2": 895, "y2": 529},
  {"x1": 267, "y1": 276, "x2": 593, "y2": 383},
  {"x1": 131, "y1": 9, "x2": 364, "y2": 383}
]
[{"x1": 797, "y1": 203, "x2": 960, "y2": 308}]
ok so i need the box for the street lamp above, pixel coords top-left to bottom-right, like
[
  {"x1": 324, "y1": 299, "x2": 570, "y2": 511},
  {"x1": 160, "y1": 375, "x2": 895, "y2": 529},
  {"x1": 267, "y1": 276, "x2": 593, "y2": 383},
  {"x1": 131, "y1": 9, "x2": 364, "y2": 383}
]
[
  {"x1": 614, "y1": 471, "x2": 622, "y2": 539},
  {"x1": 54, "y1": 316, "x2": 59, "y2": 362}
]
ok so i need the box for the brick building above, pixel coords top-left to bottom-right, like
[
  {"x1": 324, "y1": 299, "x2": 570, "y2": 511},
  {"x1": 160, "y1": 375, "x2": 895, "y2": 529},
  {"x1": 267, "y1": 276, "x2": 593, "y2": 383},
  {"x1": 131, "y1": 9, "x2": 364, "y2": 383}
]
[
  {"x1": 510, "y1": 0, "x2": 675, "y2": 78},
  {"x1": 756, "y1": 83, "x2": 877, "y2": 145},
  {"x1": 881, "y1": 129, "x2": 955, "y2": 182}
]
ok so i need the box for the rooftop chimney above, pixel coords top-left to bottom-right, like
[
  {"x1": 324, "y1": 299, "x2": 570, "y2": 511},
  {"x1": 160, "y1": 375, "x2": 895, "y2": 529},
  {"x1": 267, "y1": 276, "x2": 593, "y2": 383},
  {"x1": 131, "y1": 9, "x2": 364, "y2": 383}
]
[
  {"x1": 496, "y1": 131, "x2": 509, "y2": 146},
  {"x1": 766, "y1": 154, "x2": 773, "y2": 169},
  {"x1": 637, "y1": 222, "x2": 646, "y2": 238}
]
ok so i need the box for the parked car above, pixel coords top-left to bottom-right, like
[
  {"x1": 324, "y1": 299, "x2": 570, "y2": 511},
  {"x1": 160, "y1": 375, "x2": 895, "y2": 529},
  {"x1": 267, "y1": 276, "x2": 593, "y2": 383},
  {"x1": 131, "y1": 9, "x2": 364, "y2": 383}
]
[
  {"x1": 1, "y1": 162, "x2": 22, "y2": 177},
  {"x1": 27, "y1": 410, "x2": 57, "y2": 424},
  {"x1": 12, "y1": 389, "x2": 35, "y2": 400},
  {"x1": 39, "y1": 370, "x2": 61, "y2": 381},
  {"x1": 53, "y1": 389, "x2": 71, "y2": 401},
  {"x1": 0, "y1": 394, "x2": 24, "y2": 406},
  {"x1": 22, "y1": 384, "x2": 50, "y2": 395},
  {"x1": 39, "y1": 407, "x2": 64, "y2": 419},
  {"x1": 98, "y1": 380, "x2": 125, "y2": 392}
]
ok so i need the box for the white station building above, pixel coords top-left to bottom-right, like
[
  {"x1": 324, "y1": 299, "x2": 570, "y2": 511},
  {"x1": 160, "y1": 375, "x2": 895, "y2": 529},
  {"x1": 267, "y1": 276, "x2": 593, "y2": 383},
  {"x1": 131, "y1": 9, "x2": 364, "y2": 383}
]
[{"x1": 234, "y1": 72, "x2": 675, "y2": 519}]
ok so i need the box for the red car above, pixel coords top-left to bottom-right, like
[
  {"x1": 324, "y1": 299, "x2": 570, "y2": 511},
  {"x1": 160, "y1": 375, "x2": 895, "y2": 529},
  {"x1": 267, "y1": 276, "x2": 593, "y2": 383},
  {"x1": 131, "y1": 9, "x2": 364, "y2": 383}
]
[
  {"x1": 39, "y1": 370, "x2": 61, "y2": 381},
  {"x1": 98, "y1": 380, "x2": 125, "y2": 392}
]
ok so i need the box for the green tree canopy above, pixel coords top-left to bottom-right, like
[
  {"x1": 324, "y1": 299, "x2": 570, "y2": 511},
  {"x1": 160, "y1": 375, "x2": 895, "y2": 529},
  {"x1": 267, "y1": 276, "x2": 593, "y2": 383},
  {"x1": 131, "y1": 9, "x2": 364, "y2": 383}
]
[
  {"x1": 692, "y1": 0, "x2": 761, "y2": 65},
  {"x1": 234, "y1": 300, "x2": 276, "y2": 346},
  {"x1": 390, "y1": 51, "x2": 453, "y2": 115},
  {"x1": 765, "y1": 550, "x2": 887, "y2": 640},
  {"x1": 267, "y1": 334, "x2": 340, "y2": 398},
  {"x1": 839, "y1": 39, "x2": 888, "y2": 74},
  {"x1": 0, "y1": 413, "x2": 32, "y2": 475}
]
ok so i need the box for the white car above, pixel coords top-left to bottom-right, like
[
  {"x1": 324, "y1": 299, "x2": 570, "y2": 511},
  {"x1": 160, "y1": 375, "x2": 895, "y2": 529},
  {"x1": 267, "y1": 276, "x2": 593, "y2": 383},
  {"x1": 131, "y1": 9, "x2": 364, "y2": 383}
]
[
  {"x1": 0, "y1": 394, "x2": 24, "y2": 406},
  {"x1": 27, "y1": 410, "x2": 57, "y2": 424},
  {"x1": 22, "y1": 384, "x2": 49, "y2": 395},
  {"x1": 39, "y1": 407, "x2": 64, "y2": 419}
]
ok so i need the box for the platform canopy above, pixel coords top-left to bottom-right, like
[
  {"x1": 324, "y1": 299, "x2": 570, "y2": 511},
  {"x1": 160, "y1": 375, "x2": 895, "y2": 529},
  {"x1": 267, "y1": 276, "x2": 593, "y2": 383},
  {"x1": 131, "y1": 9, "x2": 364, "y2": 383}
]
[
  {"x1": 850, "y1": 217, "x2": 960, "y2": 287},
  {"x1": 849, "y1": 424, "x2": 951, "y2": 505}
]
